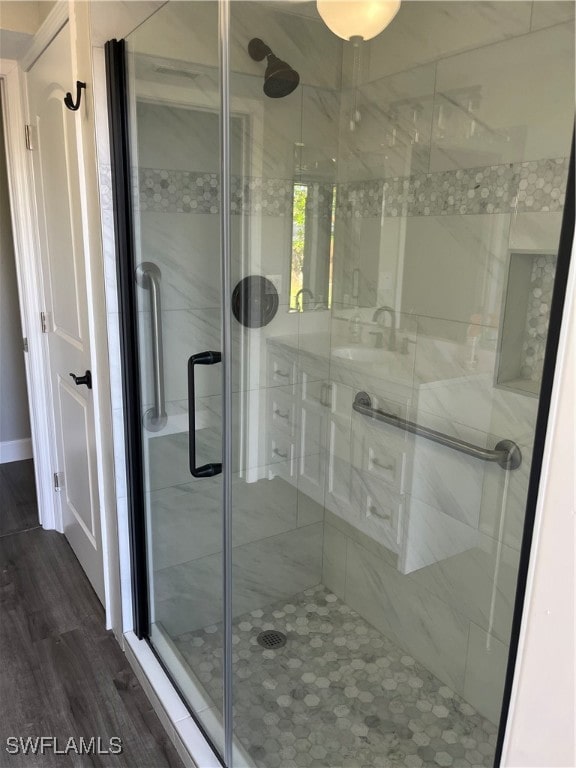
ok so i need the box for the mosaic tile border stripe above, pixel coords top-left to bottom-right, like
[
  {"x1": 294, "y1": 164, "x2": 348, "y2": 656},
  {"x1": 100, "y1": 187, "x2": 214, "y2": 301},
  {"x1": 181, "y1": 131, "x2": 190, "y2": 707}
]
[
  {"x1": 520, "y1": 253, "x2": 556, "y2": 383},
  {"x1": 138, "y1": 168, "x2": 296, "y2": 215},
  {"x1": 138, "y1": 170, "x2": 337, "y2": 218},
  {"x1": 336, "y1": 157, "x2": 569, "y2": 218},
  {"x1": 99, "y1": 157, "x2": 569, "y2": 217}
]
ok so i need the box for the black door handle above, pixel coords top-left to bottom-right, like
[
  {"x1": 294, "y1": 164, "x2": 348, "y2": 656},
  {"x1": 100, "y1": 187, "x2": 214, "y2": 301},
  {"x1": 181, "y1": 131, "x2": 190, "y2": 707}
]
[
  {"x1": 69, "y1": 370, "x2": 92, "y2": 389},
  {"x1": 188, "y1": 351, "x2": 222, "y2": 478}
]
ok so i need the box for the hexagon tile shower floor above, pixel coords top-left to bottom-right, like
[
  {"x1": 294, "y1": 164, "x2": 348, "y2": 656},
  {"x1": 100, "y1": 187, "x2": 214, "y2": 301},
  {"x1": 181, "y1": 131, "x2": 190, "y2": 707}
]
[{"x1": 174, "y1": 586, "x2": 497, "y2": 768}]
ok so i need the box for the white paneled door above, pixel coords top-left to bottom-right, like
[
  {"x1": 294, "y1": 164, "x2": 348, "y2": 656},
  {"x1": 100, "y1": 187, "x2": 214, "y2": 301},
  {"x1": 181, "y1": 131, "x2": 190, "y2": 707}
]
[{"x1": 28, "y1": 22, "x2": 105, "y2": 603}]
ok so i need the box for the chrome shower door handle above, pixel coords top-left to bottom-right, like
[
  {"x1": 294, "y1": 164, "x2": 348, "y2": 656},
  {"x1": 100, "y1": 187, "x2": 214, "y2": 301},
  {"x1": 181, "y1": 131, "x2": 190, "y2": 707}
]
[
  {"x1": 188, "y1": 351, "x2": 222, "y2": 478},
  {"x1": 136, "y1": 262, "x2": 167, "y2": 431}
]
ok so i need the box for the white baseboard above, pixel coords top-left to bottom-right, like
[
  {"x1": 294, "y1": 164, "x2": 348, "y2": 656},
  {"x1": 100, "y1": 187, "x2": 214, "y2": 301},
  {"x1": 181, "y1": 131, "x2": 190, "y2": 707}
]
[{"x1": 0, "y1": 437, "x2": 33, "y2": 464}]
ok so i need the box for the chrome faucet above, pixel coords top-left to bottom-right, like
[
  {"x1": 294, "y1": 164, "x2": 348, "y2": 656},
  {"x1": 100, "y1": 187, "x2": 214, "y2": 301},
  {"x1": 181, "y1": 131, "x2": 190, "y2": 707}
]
[
  {"x1": 295, "y1": 288, "x2": 314, "y2": 312},
  {"x1": 372, "y1": 306, "x2": 397, "y2": 351}
]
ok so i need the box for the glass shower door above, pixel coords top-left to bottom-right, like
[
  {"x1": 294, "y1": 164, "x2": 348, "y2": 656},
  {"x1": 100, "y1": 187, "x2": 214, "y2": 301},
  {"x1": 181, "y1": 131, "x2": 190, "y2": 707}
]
[
  {"x1": 112, "y1": 2, "x2": 574, "y2": 767},
  {"x1": 221, "y1": 4, "x2": 574, "y2": 768},
  {"x1": 124, "y1": 2, "x2": 227, "y2": 757}
]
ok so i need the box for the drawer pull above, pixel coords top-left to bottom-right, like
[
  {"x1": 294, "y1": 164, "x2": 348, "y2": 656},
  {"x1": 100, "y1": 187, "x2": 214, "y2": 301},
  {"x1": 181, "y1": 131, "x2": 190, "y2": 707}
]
[
  {"x1": 273, "y1": 448, "x2": 289, "y2": 459},
  {"x1": 372, "y1": 457, "x2": 395, "y2": 473},
  {"x1": 275, "y1": 369, "x2": 290, "y2": 379},
  {"x1": 274, "y1": 408, "x2": 290, "y2": 419},
  {"x1": 320, "y1": 382, "x2": 332, "y2": 407},
  {"x1": 368, "y1": 504, "x2": 391, "y2": 521}
]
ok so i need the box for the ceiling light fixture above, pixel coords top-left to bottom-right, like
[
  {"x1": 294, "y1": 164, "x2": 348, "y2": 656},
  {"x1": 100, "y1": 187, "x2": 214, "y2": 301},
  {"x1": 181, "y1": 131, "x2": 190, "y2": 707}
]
[{"x1": 316, "y1": 0, "x2": 401, "y2": 41}]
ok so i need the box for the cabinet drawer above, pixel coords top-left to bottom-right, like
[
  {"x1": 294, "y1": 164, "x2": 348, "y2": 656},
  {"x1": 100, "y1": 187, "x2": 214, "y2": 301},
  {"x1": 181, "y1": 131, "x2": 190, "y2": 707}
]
[
  {"x1": 352, "y1": 470, "x2": 403, "y2": 553},
  {"x1": 269, "y1": 388, "x2": 297, "y2": 435},
  {"x1": 269, "y1": 429, "x2": 295, "y2": 465},
  {"x1": 364, "y1": 440, "x2": 406, "y2": 492},
  {"x1": 267, "y1": 348, "x2": 296, "y2": 388},
  {"x1": 352, "y1": 424, "x2": 407, "y2": 493}
]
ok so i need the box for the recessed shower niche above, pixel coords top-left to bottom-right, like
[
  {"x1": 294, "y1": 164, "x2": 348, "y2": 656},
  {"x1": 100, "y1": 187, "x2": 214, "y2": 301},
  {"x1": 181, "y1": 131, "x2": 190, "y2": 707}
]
[{"x1": 497, "y1": 250, "x2": 558, "y2": 397}]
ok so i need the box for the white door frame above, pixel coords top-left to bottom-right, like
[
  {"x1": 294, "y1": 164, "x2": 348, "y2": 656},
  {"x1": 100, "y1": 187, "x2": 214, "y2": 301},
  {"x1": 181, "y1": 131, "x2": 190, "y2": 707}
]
[
  {"x1": 0, "y1": 56, "x2": 58, "y2": 531},
  {"x1": 0, "y1": 4, "x2": 122, "y2": 636},
  {"x1": 0, "y1": 4, "x2": 70, "y2": 533}
]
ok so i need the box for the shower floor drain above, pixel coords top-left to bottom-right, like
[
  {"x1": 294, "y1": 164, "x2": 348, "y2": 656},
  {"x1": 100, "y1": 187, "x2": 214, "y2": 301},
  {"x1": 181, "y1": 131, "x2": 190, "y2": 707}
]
[{"x1": 256, "y1": 630, "x2": 287, "y2": 650}]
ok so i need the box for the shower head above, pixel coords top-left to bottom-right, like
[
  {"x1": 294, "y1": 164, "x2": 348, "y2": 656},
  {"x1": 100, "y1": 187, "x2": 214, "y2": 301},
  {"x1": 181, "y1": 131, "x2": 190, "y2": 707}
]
[{"x1": 248, "y1": 37, "x2": 300, "y2": 99}]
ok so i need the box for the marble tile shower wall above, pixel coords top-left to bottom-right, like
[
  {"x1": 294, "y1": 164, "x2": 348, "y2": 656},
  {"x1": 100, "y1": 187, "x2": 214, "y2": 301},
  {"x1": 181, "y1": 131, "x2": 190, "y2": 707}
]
[
  {"x1": 93, "y1": 0, "x2": 574, "y2": 733},
  {"x1": 91, "y1": 0, "x2": 341, "y2": 638},
  {"x1": 322, "y1": 14, "x2": 574, "y2": 727},
  {"x1": 321, "y1": 210, "x2": 563, "y2": 723},
  {"x1": 114, "y1": 30, "x2": 572, "y2": 687},
  {"x1": 125, "y1": 89, "x2": 338, "y2": 637}
]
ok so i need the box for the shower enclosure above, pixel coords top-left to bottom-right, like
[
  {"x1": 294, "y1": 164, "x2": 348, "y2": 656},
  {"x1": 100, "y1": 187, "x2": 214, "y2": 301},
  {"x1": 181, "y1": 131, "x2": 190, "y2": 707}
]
[{"x1": 106, "y1": 2, "x2": 575, "y2": 766}]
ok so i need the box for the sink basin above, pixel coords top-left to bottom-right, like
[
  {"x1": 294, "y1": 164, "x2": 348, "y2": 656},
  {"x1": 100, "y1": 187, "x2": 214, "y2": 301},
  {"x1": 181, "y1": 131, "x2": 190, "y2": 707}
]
[{"x1": 332, "y1": 346, "x2": 393, "y2": 363}]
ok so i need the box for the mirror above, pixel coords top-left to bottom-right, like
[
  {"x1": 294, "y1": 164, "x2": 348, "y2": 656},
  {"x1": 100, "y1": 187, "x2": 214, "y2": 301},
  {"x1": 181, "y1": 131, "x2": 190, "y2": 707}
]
[{"x1": 289, "y1": 181, "x2": 336, "y2": 311}]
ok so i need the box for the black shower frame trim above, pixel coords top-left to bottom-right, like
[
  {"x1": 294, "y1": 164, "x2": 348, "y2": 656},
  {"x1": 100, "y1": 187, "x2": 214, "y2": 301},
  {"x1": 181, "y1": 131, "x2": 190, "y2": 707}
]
[
  {"x1": 105, "y1": 39, "x2": 149, "y2": 638},
  {"x1": 105, "y1": 38, "x2": 226, "y2": 768},
  {"x1": 494, "y1": 129, "x2": 575, "y2": 766}
]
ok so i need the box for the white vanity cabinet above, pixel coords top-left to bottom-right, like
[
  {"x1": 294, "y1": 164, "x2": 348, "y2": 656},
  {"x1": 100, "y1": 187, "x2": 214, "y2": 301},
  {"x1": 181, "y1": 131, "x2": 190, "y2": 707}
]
[
  {"x1": 348, "y1": 385, "x2": 481, "y2": 573},
  {"x1": 268, "y1": 385, "x2": 297, "y2": 482},
  {"x1": 325, "y1": 380, "x2": 354, "y2": 517},
  {"x1": 266, "y1": 339, "x2": 481, "y2": 574},
  {"x1": 266, "y1": 350, "x2": 330, "y2": 506},
  {"x1": 266, "y1": 341, "x2": 410, "y2": 551},
  {"x1": 348, "y1": 393, "x2": 410, "y2": 556},
  {"x1": 298, "y1": 374, "x2": 329, "y2": 505},
  {"x1": 267, "y1": 346, "x2": 297, "y2": 389}
]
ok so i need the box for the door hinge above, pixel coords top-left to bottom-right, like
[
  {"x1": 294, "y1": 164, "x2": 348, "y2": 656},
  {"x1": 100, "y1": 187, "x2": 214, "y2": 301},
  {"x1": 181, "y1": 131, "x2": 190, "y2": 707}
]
[
  {"x1": 25, "y1": 124, "x2": 34, "y2": 151},
  {"x1": 40, "y1": 311, "x2": 49, "y2": 333},
  {"x1": 53, "y1": 472, "x2": 64, "y2": 492},
  {"x1": 23, "y1": 337, "x2": 28, "y2": 352}
]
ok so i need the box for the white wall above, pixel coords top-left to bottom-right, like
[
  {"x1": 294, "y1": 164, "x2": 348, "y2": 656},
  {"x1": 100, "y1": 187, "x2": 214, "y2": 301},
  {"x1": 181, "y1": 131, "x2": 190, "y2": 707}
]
[
  {"x1": 0, "y1": 1, "x2": 44, "y2": 34},
  {"x1": 0, "y1": 93, "x2": 31, "y2": 454},
  {"x1": 503, "y1": 241, "x2": 575, "y2": 765}
]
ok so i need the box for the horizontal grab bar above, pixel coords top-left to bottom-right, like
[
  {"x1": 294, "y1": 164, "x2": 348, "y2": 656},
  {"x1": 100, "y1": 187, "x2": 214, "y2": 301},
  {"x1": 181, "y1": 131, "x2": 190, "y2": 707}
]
[{"x1": 353, "y1": 391, "x2": 521, "y2": 470}]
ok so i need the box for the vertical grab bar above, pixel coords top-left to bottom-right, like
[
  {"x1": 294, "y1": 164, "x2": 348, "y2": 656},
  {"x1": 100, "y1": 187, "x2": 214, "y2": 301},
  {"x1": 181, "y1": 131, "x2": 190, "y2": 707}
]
[{"x1": 136, "y1": 262, "x2": 168, "y2": 431}]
